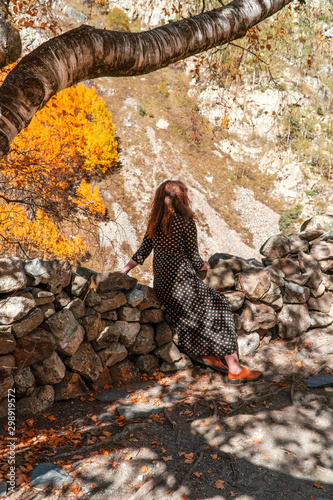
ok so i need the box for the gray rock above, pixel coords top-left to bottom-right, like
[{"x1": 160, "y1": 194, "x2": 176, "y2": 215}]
[
  {"x1": 92, "y1": 271, "x2": 137, "y2": 294},
  {"x1": 298, "y1": 229, "x2": 325, "y2": 241},
  {"x1": 261, "y1": 281, "x2": 283, "y2": 309},
  {"x1": 54, "y1": 372, "x2": 88, "y2": 400},
  {"x1": 319, "y1": 259, "x2": 333, "y2": 272},
  {"x1": 54, "y1": 291, "x2": 71, "y2": 309},
  {"x1": 310, "y1": 241, "x2": 333, "y2": 261},
  {"x1": 117, "y1": 405, "x2": 163, "y2": 419},
  {"x1": 241, "y1": 301, "x2": 277, "y2": 333},
  {"x1": 235, "y1": 268, "x2": 271, "y2": 300},
  {"x1": 0, "y1": 257, "x2": 27, "y2": 293},
  {"x1": 30, "y1": 462, "x2": 74, "y2": 487},
  {"x1": 92, "y1": 321, "x2": 122, "y2": 349},
  {"x1": 85, "y1": 287, "x2": 102, "y2": 307},
  {"x1": 126, "y1": 288, "x2": 144, "y2": 307},
  {"x1": 0, "y1": 354, "x2": 15, "y2": 376},
  {"x1": 308, "y1": 291, "x2": 333, "y2": 313},
  {"x1": 31, "y1": 288, "x2": 54, "y2": 305},
  {"x1": 130, "y1": 324, "x2": 156, "y2": 354},
  {"x1": 322, "y1": 274, "x2": 333, "y2": 291},
  {"x1": 277, "y1": 304, "x2": 311, "y2": 339},
  {"x1": 95, "y1": 388, "x2": 129, "y2": 402},
  {"x1": 14, "y1": 328, "x2": 56, "y2": 368},
  {"x1": 76, "y1": 266, "x2": 97, "y2": 281},
  {"x1": 70, "y1": 272, "x2": 89, "y2": 297},
  {"x1": 155, "y1": 322, "x2": 173, "y2": 346},
  {"x1": 265, "y1": 266, "x2": 285, "y2": 287},
  {"x1": 203, "y1": 267, "x2": 235, "y2": 290},
  {"x1": 0, "y1": 375, "x2": 14, "y2": 399},
  {"x1": 138, "y1": 285, "x2": 161, "y2": 310},
  {"x1": 160, "y1": 354, "x2": 192, "y2": 373},
  {"x1": 101, "y1": 310, "x2": 118, "y2": 320},
  {"x1": 264, "y1": 258, "x2": 301, "y2": 277},
  {"x1": 300, "y1": 214, "x2": 333, "y2": 232},
  {"x1": 14, "y1": 366, "x2": 35, "y2": 397},
  {"x1": 310, "y1": 282, "x2": 326, "y2": 298},
  {"x1": 94, "y1": 291, "x2": 127, "y2": 313},
  {"x1": 65, "y1": 298, "x2": 85, "y2": 319},
  {"x1": 141, "y1": 308, "x2": 164, "y2": 323},
  {"x1": 63, "y1": 4, "x2": 88, "y2": 23},
  {"x1": 283, "y1": 282, "x2": 310, "y2": 304},
  {"x1": 118, "y1": 321, "x2": 141, "y2": 347},
  {"x1": 98, "y1": 342, "x2": 128, "y2": 367},
  {"x1": 16, "y1": 385, "x2": 54, "y2": 415},
  {"x1": 288, "y1": 233, "x2": 309, "y2": 254},
  {"x1": 135, "y1": 354, "x2": 160, "y2": 373},
  {"x1": 0, "y1": 331, "x2": 16, "y2": 354},
  {"x1": 209, "y1": 253, "x2": 251, "y2": 272},
  {"x1": 237, "y1": 333, "x2": 260, "y2": 357},
  {"x1": 65, "y1": 341, "x2": 103, "y2": 382},
  {"x1": 80, "y1": 310, "x2": 102, "y2": 341},
  {"x1": 0, "y1": 295, "x2": 35, "y2": 325},
  {"x1": 118, "y1": 306, "x2": 141, "y2": 322},
  {"x1": 222, "y1": 290, "x2": 245, "y2": 311},
  {"x1": 39, "y1": 302, "x2": 56, "y2": 319},
  {"x1": 309, "y1": 310, "x2": 333, "y2": 329},
  {"x1": 24, "y1": 259, "x2": 72, "y2": 293},
  {"x1": 260, "y1": 234, "x2": 290, "y2": 259},
  {"x1": 31, "y1": 352, "x2": 66, "y2": 385},
  {"x1": 285, "y1": 273, "x2": 310, "y2": 286},
  {"x1": 46, "y1": 309, "x2": 84, "y2": 356},
  {"x1": 154, "y1": 341, "x2": 182, "y2": 363}
]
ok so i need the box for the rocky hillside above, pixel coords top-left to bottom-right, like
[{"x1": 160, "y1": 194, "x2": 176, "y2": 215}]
[{"x1": 15, "y1": 0, "x2": 333, "y2": 281}]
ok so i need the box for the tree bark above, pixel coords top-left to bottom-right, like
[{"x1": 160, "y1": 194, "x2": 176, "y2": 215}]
[{"x1": 0, "y1": 0, "x2": 292, "y2": 156}]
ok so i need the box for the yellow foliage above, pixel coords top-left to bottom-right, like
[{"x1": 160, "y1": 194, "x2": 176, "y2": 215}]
[{"x1": 0, "y1": 83, "x2": 117, "y2": 260}]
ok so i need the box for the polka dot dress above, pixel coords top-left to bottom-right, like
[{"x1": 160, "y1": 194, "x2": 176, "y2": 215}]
[{"x1": 132, "y1": 213, "x2": 237, "y2": 357}]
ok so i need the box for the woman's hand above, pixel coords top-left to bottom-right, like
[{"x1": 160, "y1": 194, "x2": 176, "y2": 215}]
[
  {"x1": 200, "y1": 261, "x2": 211, "y2": 271},
  {"x1": 120, "y1": 259, "x2": 138, "y2": 274}
]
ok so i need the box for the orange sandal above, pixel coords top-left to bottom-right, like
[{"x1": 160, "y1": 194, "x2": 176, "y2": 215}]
[{"x1": 228, "y1": 366, "x2": 262, "y2": 384}]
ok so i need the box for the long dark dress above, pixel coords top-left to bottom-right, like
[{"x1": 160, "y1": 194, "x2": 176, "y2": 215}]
[{"x1": 132, "y1": 213, "x2": 237, "y2": 356}]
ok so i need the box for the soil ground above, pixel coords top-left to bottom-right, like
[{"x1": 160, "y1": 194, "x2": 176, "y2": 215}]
[{"x1": 1, "y1": 327, "x2": 333, "y2": 500}]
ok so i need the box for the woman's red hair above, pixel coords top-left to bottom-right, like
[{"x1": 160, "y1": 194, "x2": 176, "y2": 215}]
[{"x1": 146, "y1": 180, "x2": 195, "y2": 238}]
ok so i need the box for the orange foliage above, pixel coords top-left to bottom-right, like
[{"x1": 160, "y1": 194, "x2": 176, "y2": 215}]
[{"x1": 0, "y1": 83, "x2": 118, "y2": 260}]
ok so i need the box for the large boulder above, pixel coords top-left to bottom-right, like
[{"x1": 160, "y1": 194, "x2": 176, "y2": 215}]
[
  {"x1": 288, "y1": 234, "x2": 309, "y2": 254},
  {"x1": 118, "y1": 306, "x2": 141, "y2": 322},
  {"x1": 70, "y1": 273, "x2": 90, "y2": 297},
  {"x1": 155, "y1": 322, "x2": 173, "y2": 346},
  {"x1": 109, "y1": 359, "x2": 140, "y2": 384},
  {"x1": 14, "y1": 328, "x2": 56, "y2": 368},
  {"x1": 300, "y1": 214, "x2": 333, "y2": 232},
  {"x1": 308, "y1": 291, "x2": 333, "y2": 313},
  {"x1": 223, "y1": 291, "x2": 245, "y2": 311},
  {"x1": 260, "y1": 234, "x2": 290, "y2": 259},
  {"x1": 0, "y1": 257, "x2": 27, "y2": 293},
  {"x1": 263, "y1": 258, "x2": 301, "y2": 277},
  {"x1": 79, "y1": 310, "x2": 102, "y2": 341},
  {"x1": 16, "y1": 385, "x2": 54, "y2": 415},
  {"x1": 0, "y1": 375, "x2": 14, "y2": 400},
  {"x1": 94, "y1": 291, "x2": 127, "y2": 313},
  {"x1": 322, "y1": 274, "x2": 333, "y2": 291},
  {"x1": 297, "y1": 251, "x2": 322, "y2": 289},
  {"x1": 209, "y1": 253, "x2": 251, "y2": 272},
  {"x1": 65, "y1": 298, "x2": 85, "y2": 320},
  {"x1": 54, "y1": 372, "x2": 88, "y2": 401},
  {"x1": 237, "y1": 333, "x2": 260, "y2": 357},
  {"x1": 65, "y1": 341, "x2": 103, "y2": 382},
  {"x1": 277, "y1": 304, "x2": 311, "y2": 339},
  {"x1": 241, "y1": 301, "x2": 277, "y2": 333},
  {"x1": 31, "y1": 289, "x2": 54, "y2": 305},
  {"x1": 0, "y1": 331, "x2": 16, "y2": 354},
  {"x1": 91, "y1": 271, "x2": 137, "y2": 293},
  {"x1": 203, "y1": 267, "x2": 234, "y2": 290},
  {"x1": 261, "y1": 281, "x2": 283, "y2": 310},
  {"x1": 31, "y1": 352, "x2": 66, "y2": 385},
  {"x1": 0, "y1": 354, "x2": 15, "y2": 376},
  {"x1": 154, "y1": 341, "x2": 182, "y2": 363},
  {"x1": 138, "y1": 285, "x2": 161, "y2": 310},
  {"x1": 318, "y1": 259, "x2": 333, "y2": 273},
  {"x1": 308, "y1": 305, "x2": 333, "y2": 328},
  {"x1": 0, "y1": 295, "x2": 35, "y2": 325},
  {"x1": 136, "y1": 354, "x2": 160, "y2": 373},
  {"x1": 118, "y1": 321, "x2": 141, "y2": 347},
  {"x1": 235, "y1": 268, "x2": 271, "y2": 300},
  {"x1": 126, "y1": 288, "x2": 144, "y2": 307},
  {"x1": 310, "y1": 241, "x2": 333, "y2": 261},
  {"x1": 24, "y1": 259, "x2": 71, "y2": 293},
  {"x1": 45, "y1": 309, "x2": 84, "y2": 356},
  {"x1": 92, "y1": 321, "x2": 122, "y2": 350},
  {"x1": 141, "y1": 308, "x2": 164, "y2": 323}
]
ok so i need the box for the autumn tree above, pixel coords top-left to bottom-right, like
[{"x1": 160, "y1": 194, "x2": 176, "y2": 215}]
[{"x1": 0, "y1": 83, "x2": 118, "y2": 260}]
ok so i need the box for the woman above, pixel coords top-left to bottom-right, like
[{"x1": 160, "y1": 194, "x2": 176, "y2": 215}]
[{"x1": 120, "y1": 180, "x2": 261, "y2": 384}]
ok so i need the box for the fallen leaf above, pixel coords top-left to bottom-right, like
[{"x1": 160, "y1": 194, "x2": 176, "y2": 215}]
[
  {"x1": 214, "y1": 479, "x2": 225, "y2": 490},
  {"x1": 161, "y1": 447, "x2": 167, "y2": 453},
  {"x1": 313, "y1": 481, "x2": 324, "y2": 489},
  {"x1": 48, "y1": 415, "x2": 57, "y2": 421},
  {"x1": 193, "y1": 472, "x2": 202, "y2": 477},
  {"x1": 230, "y1": 492, "x2": 236, "y2": 497},
  {"x1": 142, "y1": 466, "x2": 148, "y2": 473},
  {"x1": 163, "y1": 456, "x2": 173, "y2": 461},
  {"x1": 90, "y1": 415, "x2": 98, "y2": 422},
  {"x1": 72, "y1": 455, "x2": 84, "y2": 460},
  {"x1": 210, "y1": 454, "x2": 218, "y2": 460},
  {"x1": 26, "y1": 419, "x2": 34, "y2": 426},
  {"x1": 181, "y1": 496, "x2": 189, "y2": 500},
  {"x1": 261, "y1": 456, "x2": 268, "y2": 460},
  {"x1": 215, "y1": 425, "x2": 221, "y2": 430},
  {"x1": 296, "y1": 361, "x2": 303, "y2": 368}
]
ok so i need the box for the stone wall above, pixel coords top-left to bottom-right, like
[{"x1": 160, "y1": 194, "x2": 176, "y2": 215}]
[{"x1": 0, "y1": 226, "x2": 333, "y2": 418}]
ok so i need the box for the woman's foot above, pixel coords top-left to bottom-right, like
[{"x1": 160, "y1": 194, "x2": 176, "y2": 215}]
[
  {"x1": 198, "y1": 355, "x2": 228, "y2": 373},
  {"x1": 228, "y1": 366, "x2": 262, "y2": 385}
]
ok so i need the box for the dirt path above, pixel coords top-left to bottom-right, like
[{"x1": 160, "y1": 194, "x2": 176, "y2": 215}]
[{"x1": 1, "y1": 328, "x2": 333, "y2": 500}]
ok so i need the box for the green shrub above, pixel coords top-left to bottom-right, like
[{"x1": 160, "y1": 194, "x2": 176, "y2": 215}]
[
  {"x1": 279, "y1": 203, "x2": 303, "y2": 234},
  {"x1": 107, "y1": 7, "x2": 130, "y2": 31},
  {"x1": 158, "y1": 81, "x2": 169, "y2": 98},
  {"x1": 137, "y1": 104, "x2": 146, "y2": 117}
]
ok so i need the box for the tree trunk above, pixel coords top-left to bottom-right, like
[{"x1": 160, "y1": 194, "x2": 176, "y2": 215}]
[{"x1": 0, "y1": 0, "x2": 292, "y2": 156}]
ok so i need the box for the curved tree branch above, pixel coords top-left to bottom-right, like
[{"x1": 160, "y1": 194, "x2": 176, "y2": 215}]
[{"x1": 0, "y1": 0, "x2": 293, "y2": 156}]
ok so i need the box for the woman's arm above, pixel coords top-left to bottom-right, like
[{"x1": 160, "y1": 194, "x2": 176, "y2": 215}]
[{"x1": 120, "y1": 259, "x2": 138, "y2": 274}]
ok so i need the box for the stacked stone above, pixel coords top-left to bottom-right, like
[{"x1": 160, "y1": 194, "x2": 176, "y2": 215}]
[
  {"x1": 0, "y1": 258, "x2": 190, "y2": 418},
  {"x1": 203, "y1": 227, "x2": 333, "y2": 355}
]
